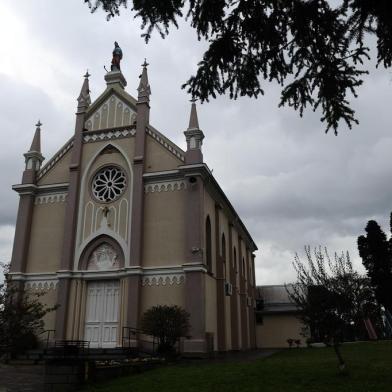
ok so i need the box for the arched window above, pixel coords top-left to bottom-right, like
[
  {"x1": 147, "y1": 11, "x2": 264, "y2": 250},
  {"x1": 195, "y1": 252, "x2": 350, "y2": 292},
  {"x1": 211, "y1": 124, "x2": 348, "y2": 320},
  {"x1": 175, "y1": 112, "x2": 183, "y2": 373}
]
[
  {"x1": 221, "y1": 233, "x2": 226, "y2": 260},
  {"x1": 242, "y1": 257, "x2": 246, "y2": 278},
  {"x1": 205, "y1": 216, "x2": 212, "y2": 271},
  {"x1": 233, "y1": 247, "x2": 237, "y2": 272},
  {"x1": 221, "y1": 233, "x2": 226, "y2": 279}
]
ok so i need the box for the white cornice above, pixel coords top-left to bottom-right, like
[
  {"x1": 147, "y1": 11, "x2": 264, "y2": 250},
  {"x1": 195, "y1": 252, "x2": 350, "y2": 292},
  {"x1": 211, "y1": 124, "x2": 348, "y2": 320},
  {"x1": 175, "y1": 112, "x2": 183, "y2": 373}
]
[
  {"x1": 144, "y1": 180, "x2": 187, "y2": 193},
  {"x1": 83, "y1": 126, "x2": 136, "y2": 143},
  {"x1": 9, "y1": 265, "x2": 207, "y2": 282},
  {"x1": 142, "y1": 274, "x2": 185, "y2": 286},
  {"x1": 35, "y1": 193, "x2": 67, "y2": 205}
]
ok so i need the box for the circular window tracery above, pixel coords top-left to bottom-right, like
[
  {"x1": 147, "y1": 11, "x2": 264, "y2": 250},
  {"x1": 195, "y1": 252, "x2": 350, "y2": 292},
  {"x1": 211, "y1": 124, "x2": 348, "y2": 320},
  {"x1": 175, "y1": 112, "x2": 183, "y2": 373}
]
[{"x1": 92, "y1": 166, "x2": 127, "y2": 202}]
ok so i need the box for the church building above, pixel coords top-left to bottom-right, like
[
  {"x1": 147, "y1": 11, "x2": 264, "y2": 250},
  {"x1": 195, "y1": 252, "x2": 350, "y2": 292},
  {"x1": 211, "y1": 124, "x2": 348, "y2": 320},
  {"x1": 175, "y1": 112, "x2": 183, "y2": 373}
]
[{"x1": 9, "y1": 46, "x2": 258, "y2": 354}]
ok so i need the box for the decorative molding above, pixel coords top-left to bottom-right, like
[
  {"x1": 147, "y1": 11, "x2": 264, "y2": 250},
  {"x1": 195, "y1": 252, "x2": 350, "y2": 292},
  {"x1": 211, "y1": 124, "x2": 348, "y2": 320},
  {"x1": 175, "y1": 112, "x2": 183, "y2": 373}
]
[
  {"x1": 25, "y1": 280, "x2": 58, "y2": 291},
  {"x1": 144, "y1": 180, "x2": 187, "y2": 193},
  {"x1": 35, "y1": 193, "x2": 67, "y2": 205},
  {"x1": 142, "y1": 274, "x2": 185, "y2": 287},
  {"x1": 37, "y1": 138, "x2": 74, "y2": 180},
  {"x1": 85, "y1": 94, "x2": 136, "y2": 131},
  {"x1": 87, "y1": 243, "x2": 120, "y2": 271},
  {"x1": 83, "y1": 127, "x2": 136, "y2": 143},
  {"x1": 146, "y1": 127, "x2": 185, "y2": 162}
]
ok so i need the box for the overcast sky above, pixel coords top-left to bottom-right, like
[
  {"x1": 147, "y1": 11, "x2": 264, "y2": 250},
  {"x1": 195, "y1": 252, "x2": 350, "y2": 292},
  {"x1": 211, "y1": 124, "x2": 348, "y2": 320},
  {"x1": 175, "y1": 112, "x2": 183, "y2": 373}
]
[{"x1": 1, "y1": 0, "x2": 392, "y2": 284}]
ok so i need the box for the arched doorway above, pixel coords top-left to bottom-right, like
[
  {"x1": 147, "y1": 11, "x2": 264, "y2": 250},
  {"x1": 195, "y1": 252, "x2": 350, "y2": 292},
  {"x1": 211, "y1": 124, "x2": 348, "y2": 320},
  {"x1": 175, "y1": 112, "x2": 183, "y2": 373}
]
[{"x1": 80, "y1": 236, "x2": 124, "y2": 348}]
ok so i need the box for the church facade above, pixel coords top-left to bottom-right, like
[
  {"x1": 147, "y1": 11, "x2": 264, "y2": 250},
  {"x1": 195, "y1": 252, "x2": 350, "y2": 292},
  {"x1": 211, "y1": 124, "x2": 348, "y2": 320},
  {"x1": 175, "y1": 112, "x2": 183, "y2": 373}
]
[{"x1": 9, "y1": 51, "x2": 258, "y2": 354}]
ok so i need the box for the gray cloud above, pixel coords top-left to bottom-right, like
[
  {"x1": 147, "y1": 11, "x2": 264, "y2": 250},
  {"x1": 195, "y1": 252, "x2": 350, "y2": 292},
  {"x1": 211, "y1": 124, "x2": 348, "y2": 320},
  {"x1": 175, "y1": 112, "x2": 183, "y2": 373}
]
[{"x1": 1, "y1": 0, "x2": 392, "y2": 285}]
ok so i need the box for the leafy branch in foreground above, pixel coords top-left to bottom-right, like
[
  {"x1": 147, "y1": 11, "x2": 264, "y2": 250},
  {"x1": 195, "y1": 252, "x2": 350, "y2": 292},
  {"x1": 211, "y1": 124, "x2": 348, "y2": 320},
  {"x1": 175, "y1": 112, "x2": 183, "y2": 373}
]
[
  {"x1": 84, "y1": 0, "x2": 392, "y2": 134},
  {"x1": 0, "y1": 263, "x2": 57, "y2": 358}
]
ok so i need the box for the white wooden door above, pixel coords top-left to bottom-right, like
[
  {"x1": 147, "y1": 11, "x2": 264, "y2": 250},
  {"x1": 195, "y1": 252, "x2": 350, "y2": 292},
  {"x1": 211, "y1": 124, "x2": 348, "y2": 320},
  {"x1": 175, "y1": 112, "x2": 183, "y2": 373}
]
[{"x1": 84, "y1": 281, "x2": 120, "y2": 348}]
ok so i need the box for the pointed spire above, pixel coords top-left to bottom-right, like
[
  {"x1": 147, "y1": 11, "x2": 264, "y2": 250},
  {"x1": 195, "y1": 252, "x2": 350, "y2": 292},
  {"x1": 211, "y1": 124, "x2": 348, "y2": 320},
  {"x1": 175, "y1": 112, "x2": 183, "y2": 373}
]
[
  {"x1": 77, "y1": 70, "x2": 91, "y2": 112},
  {"x1": 188, "y1": 98, "x2": 200, "y2": 130},
  {"x1": 184, "y1": 99, "x2": 205, "y2": 164},
  {"x1": 29, "y1": 120, "x2": 42, "y2": 153},
  {"x1": 23, "y1": 120, "x2": 45, "y2": 180},
  {"x1": 137, "y1": 59, "x2": 151, "y2": 103}
]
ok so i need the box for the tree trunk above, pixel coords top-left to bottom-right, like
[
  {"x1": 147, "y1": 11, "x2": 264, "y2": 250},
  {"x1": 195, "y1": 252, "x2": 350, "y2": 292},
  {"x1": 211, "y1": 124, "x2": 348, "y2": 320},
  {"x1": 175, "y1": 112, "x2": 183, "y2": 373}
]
[{"x1": 333, "y1": 343, "x2": 348, "y2": 375}]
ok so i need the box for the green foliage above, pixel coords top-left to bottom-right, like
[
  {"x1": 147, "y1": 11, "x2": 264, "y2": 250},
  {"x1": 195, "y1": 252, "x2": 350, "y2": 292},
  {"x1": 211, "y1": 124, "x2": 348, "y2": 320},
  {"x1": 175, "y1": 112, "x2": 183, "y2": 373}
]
[
  {"x1": 0, "y1": 263, "x2": 57, "y2": 357},
  {"x1": 141, "y1": 305, "x2": 190, "y2": 354},
  {"x1": 357, "y1": 215, "x2": 392, "y2": 314},
  {"x1": 84, "y1": 0, "x2": 392, "y2": 134}
]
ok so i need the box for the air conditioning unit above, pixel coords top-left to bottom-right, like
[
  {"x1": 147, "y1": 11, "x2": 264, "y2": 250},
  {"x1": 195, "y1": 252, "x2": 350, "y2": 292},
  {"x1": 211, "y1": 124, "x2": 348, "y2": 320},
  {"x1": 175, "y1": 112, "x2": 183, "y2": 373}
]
[{"x1": 224, "y1": 282, "x2": 233, "y2": 296}]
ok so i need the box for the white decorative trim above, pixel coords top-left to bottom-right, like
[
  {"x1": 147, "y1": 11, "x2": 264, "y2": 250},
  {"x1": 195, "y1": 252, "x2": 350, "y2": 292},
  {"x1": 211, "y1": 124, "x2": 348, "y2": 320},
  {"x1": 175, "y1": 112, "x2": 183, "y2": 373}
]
[
  {"x1": 144, "y1": 180, "x2": 187, "y2": 193},
  {"x1": 25, "y1": 280, "x2": 58, "y2": 291},
  {"x1": 142, "y1": 274, "x2": 185, "y2": 287},
  {"x1": 35, "y1": 193, "x2": 67, "y2": 205},
  {"x1": 74, "y1": 141, "x2": 134, "y2": 270},
  {"x1": 146, "y1": 127, "x2": 185, "y2": 162},
  {"x1": 37, "y1": 138, "x2": 74, "y2": 180},
  {"x1": 83, "y1": 127, "x2": 136, "y2": 143}
]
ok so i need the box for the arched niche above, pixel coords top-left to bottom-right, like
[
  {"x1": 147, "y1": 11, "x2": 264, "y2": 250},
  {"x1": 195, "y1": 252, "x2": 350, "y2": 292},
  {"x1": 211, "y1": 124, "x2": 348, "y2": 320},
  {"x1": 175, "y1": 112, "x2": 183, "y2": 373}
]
[{"x1": 79, "y1": 235, "x2": 125, "y2": 271}]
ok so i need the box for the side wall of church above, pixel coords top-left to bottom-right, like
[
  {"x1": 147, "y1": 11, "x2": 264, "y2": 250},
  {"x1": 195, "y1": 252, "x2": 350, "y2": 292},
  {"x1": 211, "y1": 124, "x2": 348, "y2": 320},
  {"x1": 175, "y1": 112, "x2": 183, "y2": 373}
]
[
  {"x1": 203, "y1": 189, "x2": 218, "y2": 349},
  {"x1": 203, "y1": 188, "x2": 255, "y2": 351},
  {"x1": 219, "y1": 211, "x2": 232, "y2": 350}
]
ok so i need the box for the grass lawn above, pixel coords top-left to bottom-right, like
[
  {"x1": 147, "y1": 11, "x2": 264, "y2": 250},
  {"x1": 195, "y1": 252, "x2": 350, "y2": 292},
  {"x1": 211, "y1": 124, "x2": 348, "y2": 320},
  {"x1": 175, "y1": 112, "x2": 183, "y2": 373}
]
[{"x1": 84, "y1": 341, "x2": 392, "y2": 392}]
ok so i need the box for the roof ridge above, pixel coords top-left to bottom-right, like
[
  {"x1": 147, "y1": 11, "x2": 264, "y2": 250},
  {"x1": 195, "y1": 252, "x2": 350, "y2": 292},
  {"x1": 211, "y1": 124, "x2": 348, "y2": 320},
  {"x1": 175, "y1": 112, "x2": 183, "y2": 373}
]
[
  {"x1": 146, "y1": 125, "x2": 185, "y2": 162},
  {"x1": 37, "y1": 136, "x2": 74, "y2": 181}
]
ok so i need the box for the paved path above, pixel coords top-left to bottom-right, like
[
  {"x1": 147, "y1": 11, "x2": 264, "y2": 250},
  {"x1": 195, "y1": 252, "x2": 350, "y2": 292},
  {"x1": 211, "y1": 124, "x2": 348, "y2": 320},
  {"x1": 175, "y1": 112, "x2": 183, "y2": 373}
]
[{"x1": 0, "y1": 364, "x2": 44, "y2": 392}]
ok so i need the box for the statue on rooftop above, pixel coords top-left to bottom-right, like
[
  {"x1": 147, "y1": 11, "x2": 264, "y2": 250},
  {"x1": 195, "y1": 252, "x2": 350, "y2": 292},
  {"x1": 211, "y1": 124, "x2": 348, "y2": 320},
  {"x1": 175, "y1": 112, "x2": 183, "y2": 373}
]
[{"x1": 111, "y1": 41, "x2": 123, "y2": 71}]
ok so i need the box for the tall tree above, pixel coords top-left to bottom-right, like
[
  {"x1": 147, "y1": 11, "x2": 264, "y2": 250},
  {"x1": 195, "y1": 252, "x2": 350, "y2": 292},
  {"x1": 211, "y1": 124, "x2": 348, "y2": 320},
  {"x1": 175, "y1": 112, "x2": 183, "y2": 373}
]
[
  {"x1": 289, "y1": 246, "x2": 381, "y2": 373},
  {"x1": 357, "y1": 217, "x2": 392, "y2": 314},
  {"x1": 84, "y1": 1, "x2": 392, "y2": 134}
]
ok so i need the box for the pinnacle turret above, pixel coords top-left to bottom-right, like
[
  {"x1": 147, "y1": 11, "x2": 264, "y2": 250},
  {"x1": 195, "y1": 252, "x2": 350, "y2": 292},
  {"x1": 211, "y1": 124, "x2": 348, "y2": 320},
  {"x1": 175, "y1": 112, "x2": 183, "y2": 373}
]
[
  {"x1": 77, "y1": 71, "x2": 91, "y2": 113},
  {"x1": 184, "y1": 100, "x2": 205, "y2": 164},
  {"x1": 188, "y1": 99, "x2": 200, "y2": 130},
  {"x1": 137, "y1": 59, "x2": 151, "y2": 103},
  {"x1": 22, "y1": 121, "x2": 45, "y2": 183},
  {"x1": 29, "y1": 120, "x2": 42, "y2": 153}
]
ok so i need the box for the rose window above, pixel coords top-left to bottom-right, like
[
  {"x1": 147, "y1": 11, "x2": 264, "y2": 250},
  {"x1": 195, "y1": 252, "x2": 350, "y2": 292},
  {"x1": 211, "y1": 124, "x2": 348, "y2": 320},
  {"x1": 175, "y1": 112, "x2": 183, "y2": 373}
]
[{"x1": 92, "y1": 166, "x2": 126, "y2": 202}]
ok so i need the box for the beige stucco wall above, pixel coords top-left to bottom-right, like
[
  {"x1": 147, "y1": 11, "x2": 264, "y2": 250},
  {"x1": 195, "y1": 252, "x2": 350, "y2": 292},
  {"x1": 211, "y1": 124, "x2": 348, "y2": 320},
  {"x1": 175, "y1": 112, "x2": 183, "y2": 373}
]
[
  {"x1": 140, "y1": 283, "x2": 185, "y2": 315},
  {"x1": 37, "y1": 148, "x2": 71, "y2": 186},
  {"x1": 205, "y1": 274, "x2": 217, "y2": 350},
  {"x1": 256, "y1": 314, "x2": 305, "y2": 348},
  {"x1": 143, "y1": 189, "x2": 186, "y2": 267},
  {"x1": 26, "y1": 202, "x2": 66, "y2": 273},
  {"x1": 145, "y1": 135, "x2": 182, "y2": 173}
]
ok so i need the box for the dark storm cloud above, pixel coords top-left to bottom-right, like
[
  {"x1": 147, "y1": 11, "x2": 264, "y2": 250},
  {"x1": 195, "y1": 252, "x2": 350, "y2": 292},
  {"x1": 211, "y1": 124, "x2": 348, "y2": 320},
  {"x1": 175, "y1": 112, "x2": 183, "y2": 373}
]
[{"x1": 1, "y1": 0, "x2": 392, "y2": 284}]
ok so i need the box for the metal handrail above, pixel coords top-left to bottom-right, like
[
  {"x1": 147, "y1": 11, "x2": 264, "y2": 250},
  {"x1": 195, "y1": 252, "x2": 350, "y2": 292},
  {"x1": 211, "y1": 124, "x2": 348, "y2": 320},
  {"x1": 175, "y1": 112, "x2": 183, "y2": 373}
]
[
  {"x1": 122, "y1": 326, "x2": 158, "y2": 355},
  {"x1": 38, "y1": 329, "x2": 56, "y2": 349}
]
